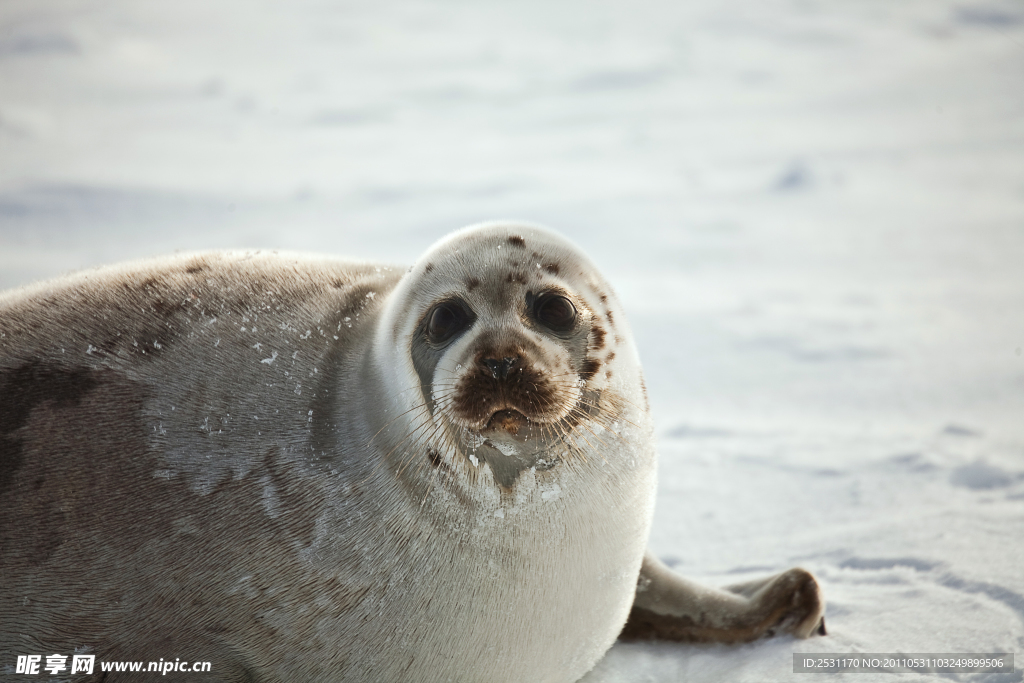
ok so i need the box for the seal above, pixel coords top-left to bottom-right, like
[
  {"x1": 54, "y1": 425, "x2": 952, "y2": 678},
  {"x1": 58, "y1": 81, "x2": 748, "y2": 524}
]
[{"x1": 0, "y1": 222, "x2": 824, "y2": 682}]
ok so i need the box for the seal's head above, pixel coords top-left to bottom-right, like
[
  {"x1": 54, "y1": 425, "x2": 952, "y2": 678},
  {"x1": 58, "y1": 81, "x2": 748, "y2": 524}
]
[{"x1": 373, "y1": 222, "x2": 646, "y2": 490}]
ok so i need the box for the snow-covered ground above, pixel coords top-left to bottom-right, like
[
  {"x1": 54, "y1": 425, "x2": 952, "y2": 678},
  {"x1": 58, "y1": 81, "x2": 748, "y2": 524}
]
[{"x1": 2, "y1": 0, "x2": 1022, "y2": 680}]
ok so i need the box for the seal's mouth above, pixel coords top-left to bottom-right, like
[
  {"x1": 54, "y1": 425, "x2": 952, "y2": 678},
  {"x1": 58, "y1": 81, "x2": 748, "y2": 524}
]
[{"x1": 484, "y1": 408, "x2": 529, "y2": 435}]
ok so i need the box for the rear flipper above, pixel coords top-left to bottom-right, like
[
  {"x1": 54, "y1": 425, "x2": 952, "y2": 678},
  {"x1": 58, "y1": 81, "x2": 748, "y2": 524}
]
[{"x1": 619, "y1": 553, "x2": 826, "y2": 643}]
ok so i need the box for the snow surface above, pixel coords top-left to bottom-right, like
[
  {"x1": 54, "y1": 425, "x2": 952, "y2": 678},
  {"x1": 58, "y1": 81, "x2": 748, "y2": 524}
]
[{"x1": 2, "y1": 0, "x2": 1023, "y2": 681}]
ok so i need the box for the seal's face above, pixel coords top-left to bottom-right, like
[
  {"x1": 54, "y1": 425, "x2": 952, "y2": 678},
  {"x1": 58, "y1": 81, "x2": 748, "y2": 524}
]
[
  {"x1": 384, "y1": 224, "x2": 627, "y2": 488},
  {"x1": 423, "y1": 286, "x2": 586, "y2": 432}
]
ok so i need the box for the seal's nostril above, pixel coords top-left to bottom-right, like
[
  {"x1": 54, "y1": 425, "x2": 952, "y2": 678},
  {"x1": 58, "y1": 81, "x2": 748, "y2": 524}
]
[{"x1": 482, "y1": 358, "x2": 502, "y2": 378}]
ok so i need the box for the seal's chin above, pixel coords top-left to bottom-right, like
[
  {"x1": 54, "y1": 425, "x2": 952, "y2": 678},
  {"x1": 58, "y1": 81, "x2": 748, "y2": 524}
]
[{"x1": 484, "y1": 408, "x2": 530, "y2": 436}]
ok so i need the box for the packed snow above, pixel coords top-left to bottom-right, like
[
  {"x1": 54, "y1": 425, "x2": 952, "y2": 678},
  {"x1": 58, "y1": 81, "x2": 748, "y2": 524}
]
[{"x1": 1, "y1": 0, "x2": 1022, "y2": 681}]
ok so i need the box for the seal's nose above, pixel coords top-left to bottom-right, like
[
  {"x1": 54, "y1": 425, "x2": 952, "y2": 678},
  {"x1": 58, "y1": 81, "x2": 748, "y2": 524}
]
[{"x1": 481, "y1": 356, "x2": 519, "y2": 380}]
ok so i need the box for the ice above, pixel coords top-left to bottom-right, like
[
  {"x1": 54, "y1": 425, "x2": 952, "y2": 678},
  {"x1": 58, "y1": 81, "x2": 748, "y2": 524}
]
[
  {"x1": 540, "y1": 483, "x2": 562, "y2": 503},
  {"x1": 1, "y1": 0, "x2": 1022, "y2": 681},
  {"x1": 491, "y1": 440, "x2": 518, "y2": 457}
]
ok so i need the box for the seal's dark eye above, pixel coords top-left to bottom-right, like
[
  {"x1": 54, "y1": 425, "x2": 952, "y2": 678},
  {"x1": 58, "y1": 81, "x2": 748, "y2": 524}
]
[
  {"x1": 426, "y1": 301, "x2": 473, "y2": 344},
  {"x1": 534, "y1": 293, "x2": 577, "y2": 332}
]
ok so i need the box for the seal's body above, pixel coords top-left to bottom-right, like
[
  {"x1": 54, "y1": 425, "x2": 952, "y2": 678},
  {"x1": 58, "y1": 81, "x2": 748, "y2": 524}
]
[{"x1": 1, "y1": 224, "x2": 823, "y2": 682}]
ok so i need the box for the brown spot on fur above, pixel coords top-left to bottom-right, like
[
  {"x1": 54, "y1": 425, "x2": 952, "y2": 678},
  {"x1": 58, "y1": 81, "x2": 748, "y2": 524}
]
[
  {"x1": 466, "y1": 277, "x2": 480, "y2": 291},
  {"x1": 579, "y1": 358, "x2": 601, "y2": 381},
  {"x1": 506, "y1": 272, "x2": 527, "y2": 285},
  {"x1": 507, "y1": 236, "x2": 525, "y2": 248},
  {"x1": 606, "y1": 310, "x2": 615, "y2": 326},
  {"x1": 599, "y1": 294, "x2": 608, "y2": 303},
  {"x1": 0, "y1": 367, "x2": 158, "y2": 568},
  {"x1": 543, "y1": 263, "x2": 559, "y2": 275},
  {"x1": 331, "y1": 279, "x2": 346, "y2": 289},
  {"x1": 152, "y1": 298, "x2": 182, "y2": 317},
  {"x1": 590, "y1": 325, "x2": 607, "y2": 351},
  {"x1": 184, "y1": 262, "x2": 207, "y2": 275},
  {"x1": 0, "y1": 363, "x2": 99, "y2": 497},
  {"x1": 427, "y1": 448, "x2": 442, "y2": 468},
  {"x1": 425, "y1": 263, "x2": 434, "y2": 273}
]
